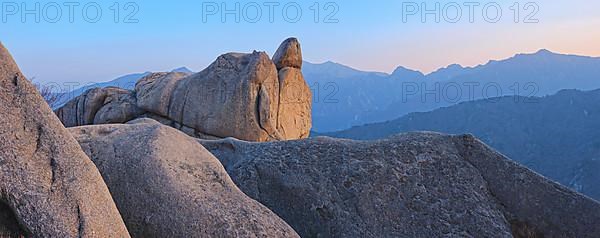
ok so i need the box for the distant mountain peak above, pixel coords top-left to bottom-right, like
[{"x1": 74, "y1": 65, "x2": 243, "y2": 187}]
[
  {"x1": 392, "y1": 65, "x2": 421, "y2": 74},
  {"x1": 310, "y1": 60, "x2": 347, "y2": 68},
  {"x1": 391, "y1": 66, "x2": 424, "y2": 80},
  {"x1": 514, "y1": 49, "x2": 558, "y2": 58},
  {"x1": 445, "y1": 63, "x2": 465, "y2": 70},
  {"x1": 425, "y1": 63, "x2": 470, "y2": 80},
  {"x1": 171, "y1": 67, "x2": 193, "y2": 73},
  {"x1": 535, "y1": 49, "x2": 554, "y2": 55}
]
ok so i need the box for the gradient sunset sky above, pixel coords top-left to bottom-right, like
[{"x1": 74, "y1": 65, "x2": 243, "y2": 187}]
[{"x1": 2, "y1": 0, "x2": 600, "y2": 84}]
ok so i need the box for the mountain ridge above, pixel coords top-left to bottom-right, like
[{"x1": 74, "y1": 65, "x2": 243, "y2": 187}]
[
  {"x1": 52, "y1": 49, "x2": 600, "y2": 131},
  {"x1": 306, "y1": 49, "x2": 600, "y2": 131},
  {"x1": 324, "y1": 88, "x2": 600, "y2": 201}
]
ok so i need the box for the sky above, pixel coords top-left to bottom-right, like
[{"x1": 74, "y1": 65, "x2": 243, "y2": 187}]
[{"x1": 2, "y1": 0, "x2": 600, "y2": 84}]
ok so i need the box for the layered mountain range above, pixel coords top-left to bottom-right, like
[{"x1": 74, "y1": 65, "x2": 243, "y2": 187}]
[
  {"x1": 327, "y1": 89, "x2": 600, "y2": 201},
  {"x1": 305, "y1": 49, "x2": 600, "y2": 131},
  {"x1": 54, "y1": 50, "x2": 600, "y2": 132}
]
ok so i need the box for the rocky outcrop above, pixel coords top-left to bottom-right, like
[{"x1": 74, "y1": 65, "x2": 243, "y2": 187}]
[
  {"x1": 135, "y1": 38, "x2": 312, "y2": 141},
  {"x1": 138, "y1": 52, "x2": 283, "y2": 141},
  {"x1": 277, "y1": 67, "x2": 312, "y2": 139},
  {"x1": 56, "y1": 86, "x2": 143, "y2": 127},
  {"x1": 134, "y1": 72, "x2": 190, "y2": 117},
  {"x1": 200, "y1": 133, "x2": 600, "y2": 238},
  {"x1": 0, "y1": 43, "x2": 130, "y2": 237},
  {"x1": 69, "y1": 119, "x2": 299, "y2": 238},
  {"x1": 56, "y1": 38, "x2": 312, "y2": 142},
  {"x1": 272, "y1": 37, "x2": 302, "y2": 70}
]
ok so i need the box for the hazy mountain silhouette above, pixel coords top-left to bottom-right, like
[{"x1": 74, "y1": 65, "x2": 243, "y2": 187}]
[
  {"x1": 325, "y1": 88, "x2": 600, "y2": 200},
  {"x1": 170, "y1": 67, "x2": 193, "y2": 73},
  {"x1": 424, "y1": 64, "x2": 471, "y2": 81},
  {"x1": 303, "y1": 61, "x2": 398, "y2": 131},
  {"x1": 307, "y1": 50, "x2": 600, "y2": 132}
]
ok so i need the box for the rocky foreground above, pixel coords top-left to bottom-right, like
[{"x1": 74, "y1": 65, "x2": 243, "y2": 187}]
[
  {"x1": 1, "y1": 40, "x2": 600, "y2": 237},
  {"x1": 0, "y1": 43, "x2": 129, "y2": 237}
]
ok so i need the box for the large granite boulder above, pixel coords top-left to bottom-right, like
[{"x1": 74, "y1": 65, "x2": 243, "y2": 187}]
[
  {"x1": 56, "y1": 86, "x2": 143, "y2": 127},
  {"x1": 200, "y1": 133, "x2": 600, "y2": 238},
  {"x1": 135, "y1": 41, "x2": 313, "y2": 142},
  {"x1": 136, "y1": 52, "x2": 282, "y2": 142},
  {"x1": 0, "y1": 43, "x2": 130, "y2": 237},
  {"x1": 69, "y1": 119, "x2": 299, "y2": 238}
]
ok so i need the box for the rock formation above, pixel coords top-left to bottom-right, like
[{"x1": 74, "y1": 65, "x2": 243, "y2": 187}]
[
  {"x1": 56, "y1": 38, "x2": 312, "y2": 142},
  {"x1": 138, "y1": 52, "x2": 283, "y2": 141},
  {"x1": 272, "y1": 38, "x2": 311, "y2": 139},
  {"x1": 276, "y1": 67, "x2": 312, "y2": 139},
  {"x1": 200, "y1": 133, "x2": 600, "y2": 238},
  {"x1": 134, "y1": 72, "x2": 190, "y2": 117},
  {"x1": 0, "y1": 42, "x2": 130, "y2": 237},
  {"x1": 69, "y1": 119, "x2": 299, "y2": 238},
  {"x1": 272, "y1": 37, "x2": 303, "y2": 70},
  {"x1": 56, "y1": 86, "x2": 144, "y2": 127}
]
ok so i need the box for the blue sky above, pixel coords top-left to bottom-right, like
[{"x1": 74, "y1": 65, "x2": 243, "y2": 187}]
[{"x1": 2, "y1": 0, "x2": 600, "y2": 84}]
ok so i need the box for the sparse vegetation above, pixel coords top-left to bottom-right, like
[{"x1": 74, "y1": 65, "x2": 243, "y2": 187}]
[{"x1": 31, "y1": 77, "x2": 63, "y2": 108}]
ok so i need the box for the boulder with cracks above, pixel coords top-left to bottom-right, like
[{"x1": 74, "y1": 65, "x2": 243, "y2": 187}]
[
  {"x1": 200, "y1": 133, "x2": 600, "y2": 238},
  {"x1": 56, "y1": 86, "x2": 144, "y2": 127}
]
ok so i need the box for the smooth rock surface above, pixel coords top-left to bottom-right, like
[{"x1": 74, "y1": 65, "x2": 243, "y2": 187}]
[
  {"x1": 136, "y1": 52, "x2": 283, "y2": 142},
  {"x1": 134, "y1": 72, "x2": 190, "y2": 116},
  {"x1": 69, "y1": 119, "x2": 299, "y2": 238},
  {"x1": 0, "y1": 42, "x2": 130, "y2": 237},
  {"x1": 200, "y1": 132, "x2": 600, "y2": 238},
  {"x1": 56, "y1": 87, "x2": 143, "y2": 127},
  {"x1": 277, "y1": 67, "x2": 312, "y2": 139},
  {"x1": 134, "y1": 39, "x2": 313, "y2": 142},
  {"x1": 170, "y1": 51, "x2": 282, "y2": 141},
  {"x1": 272, "y1": 37, "x2": 302, "y2": 70}
]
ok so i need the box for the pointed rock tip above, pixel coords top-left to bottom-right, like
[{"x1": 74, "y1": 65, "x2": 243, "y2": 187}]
[
  {"x1": 273, "y1": 37, "x2": 303, "y2": 70},
  {"x1": 283, "y1": 37, "x2": 299, "y2": 43}
]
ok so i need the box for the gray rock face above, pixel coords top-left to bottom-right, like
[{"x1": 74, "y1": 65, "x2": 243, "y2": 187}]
[
  {"x1": 272, "y1": 37, "x2": 302, "y2": 70},
  {"x1": 200, "y1": 133, "x2": 600, "y2": 238},
  {"x1": 0, "y1": 43, "x2": 130, "y2": 237},
  {"x1": 56, "y1": 87, "x2": 143, "y2": 127},
  {"x1": 69, "y1": 119, "x2": 299, "y2": 238}
]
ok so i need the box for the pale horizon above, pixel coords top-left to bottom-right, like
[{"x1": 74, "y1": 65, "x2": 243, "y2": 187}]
[{"x1": 2, "y1": 0, "x2": 600, "y2": 83}]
